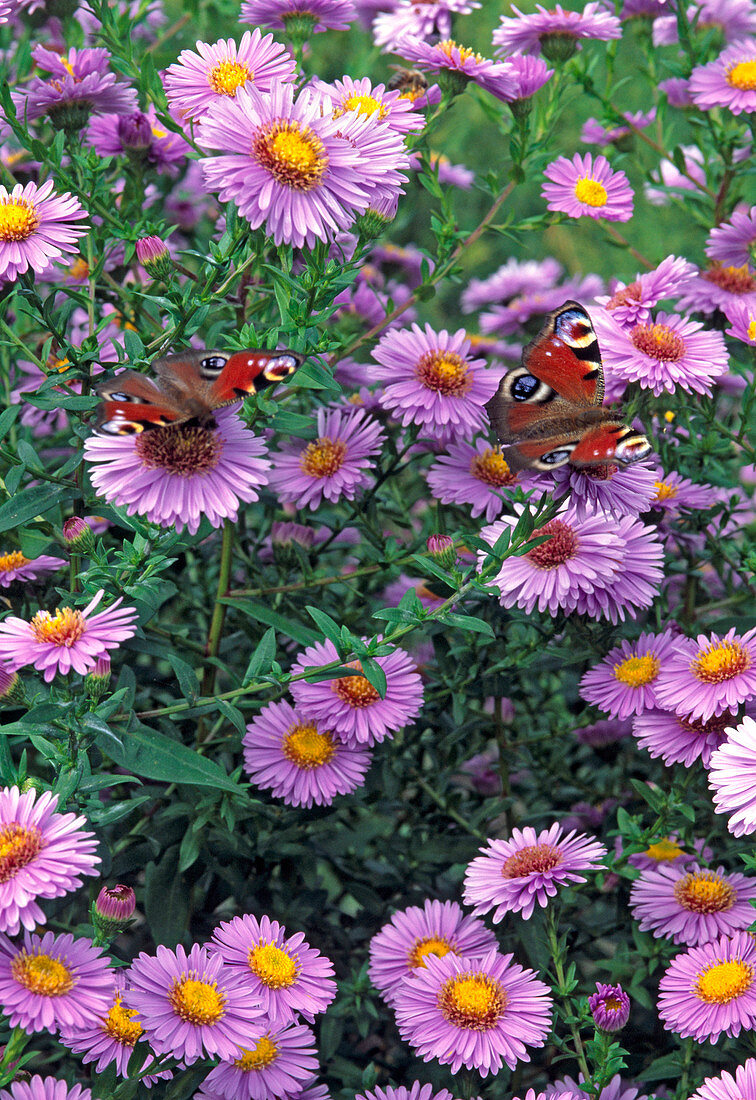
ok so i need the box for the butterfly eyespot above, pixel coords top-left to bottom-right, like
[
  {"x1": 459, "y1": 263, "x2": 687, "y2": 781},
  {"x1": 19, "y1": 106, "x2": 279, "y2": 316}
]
[
  {"x1": 511, "y1": 374, "x2": 541, "y2": 400},
  {"x1": 200, "y1": 355, "x2": 228, "y2": 375},
  {"x1": 540, "y1": 448, "x2": 574, "y2": 466}
]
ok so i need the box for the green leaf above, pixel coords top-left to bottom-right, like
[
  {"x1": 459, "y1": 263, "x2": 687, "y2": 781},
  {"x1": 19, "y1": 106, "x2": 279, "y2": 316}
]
[
  {"x1": 293, "y1": 359, "x2": 341, "y2": 394},
  {"x1": 439, "y1": 612, "x2": 495, "y2": 638},
  {"x1": 359, "y1": 657, "x2": 387, "y2": 699},
  {"x1": 122, "y1": 328, "x2": 146, "y2": 361},
  {"x1": 166, "y1": 653, "x2": 199, "y2": 703},
  {"x1": 217, "y1": 699, "x2": 247, "y2": 737},
  {"x1": 306, "y1": 605, "x2": 343, "y2": 646},
  {"x1": 101, "y1": 723, "x2": 242, "y2": 792},
  {"x1": 243, "y1": 627, "x2": 277, "y2": 684},
  {"x1": 0, "y1": 484, "x2": 71, "y2": 533},
  {"x1": 224, "y1": 599, "x2": 319, "y2": 646},
  {"x1": 0, "y1": 404, "x2": 20, "y2": 443}
]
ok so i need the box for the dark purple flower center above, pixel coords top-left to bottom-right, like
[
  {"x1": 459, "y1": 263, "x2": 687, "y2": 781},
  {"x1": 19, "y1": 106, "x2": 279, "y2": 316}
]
[
  {"x1": 253, "y1": 121, "x2": 328, "y2": 192},
  {"x1": 526, "y1": 520, "x2": 578, "y2": 569},
  {"x1": 630, "y1": 323, "x2": 686, "y2": 362},
  {"x1": 135, "y1": 424, "x2": 222, "y2": 476},
  {"x1": 437, "y1": 971, "x2": 506, "y2": 1030},
  {"x1": 584, "y1": 463, "x2": 617, "y2": 481},
  {"x1": 501, "y1": 842, "x2": 562, "y2": 877},
  {"x1": 673, "y1": 870, "x2": 735, "y2": 914},
  {"x1": 0, "y1": 823, "x2": 43, "y2": 883}
]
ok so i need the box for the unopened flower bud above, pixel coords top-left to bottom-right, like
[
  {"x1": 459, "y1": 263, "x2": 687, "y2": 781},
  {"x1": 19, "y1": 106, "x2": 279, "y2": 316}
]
[
  {"x1": 357, "y1": 193, "x2": 399, "y2": 241},
  {"x1": 85, "y1": 656, "x2": 111, "y2": 701},
  {"x1": 117, "y1": 111, "x2": 153, "y2": 154},
  {"x1": 588, "y1": 982, "x2": 630, "y2": 1032},
  {"x1": 93, "y1": 884, "x2": 136, "y2": 937},
  {"x1": 135, "y1": 235, "x2": 173, "y2": 279},
  {"x1": 0, "y1": 667, "x2": 25, "y2": 705},
  {"x1": 426, "y1": 534, "x2": 457, "y2": 569},
  {"x1": 62, "y1": 516, "x2": 95, "y2": 554}
]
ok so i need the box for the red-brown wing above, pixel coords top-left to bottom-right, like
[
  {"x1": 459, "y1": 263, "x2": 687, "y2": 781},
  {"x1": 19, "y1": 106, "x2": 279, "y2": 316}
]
[
  {"x1": 568, "y1": 424, "x2": 652, "y2": 467},
  {"x1": 95, "y1": 371, "x2": 187, "y2": 434},
  {"x1": 521, "y1": 301, "x2": 604, "y2": 407},
  {"x1": 209, "y1": 349, "x2": 305, "y2": 404},
  {"x1": 501, "y1": 437, "x2": 582, "y2": 472}
]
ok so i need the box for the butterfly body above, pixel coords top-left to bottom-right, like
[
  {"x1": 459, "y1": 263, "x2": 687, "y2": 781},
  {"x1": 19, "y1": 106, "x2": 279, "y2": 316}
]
[
  {"x1": 484, "y1": 301, "x2": 651, "y2": 472},
  {"x1": 95, "y1": 348, "x2": 304, "y2": 436}
]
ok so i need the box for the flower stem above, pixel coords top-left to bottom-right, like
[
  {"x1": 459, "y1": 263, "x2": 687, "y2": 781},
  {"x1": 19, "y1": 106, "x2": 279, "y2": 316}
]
[
  {"x1": 546, "y1": 906, "x2": 590, "y2": 1079},
  {"x1": 198, "y1": 519, "x2": 235, "y2": 740}
]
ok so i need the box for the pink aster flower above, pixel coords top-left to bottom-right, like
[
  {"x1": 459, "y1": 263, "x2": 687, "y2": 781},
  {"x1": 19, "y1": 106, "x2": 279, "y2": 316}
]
[
  {"x1": 313, "y1": 75, "x2": 425, "y2": 136},
  {"x1": 724, "y1": 299, "x2": 756, "y2": 345},
  {"x1": 658, "y1": 931, "x2": 756, "y2": 1042},
  {"x1": 576, "y1": 513, "x2": 664, "y2": 625},
  {"x1": 579, "y1": 631, "x2": 677, "y2": 720},
  {"x1": 0, "y1": 786, "x2": 100, "y2": 936},
  {"x1": 589, "y1": 983, "x2": 630, "y2": 1032},
  {"x1": 358, "y1": 1085, "x2": 455, "y2": 1100},
  {"x1": 370, "y1": 324, "x2": 499, "y2": 440},
  {"x1": 689, "y1": 1058, "x2": 756, "y2": 1100},
  {"x1": 464, "y1": 824, "x2": 607, "y2": 921},
  {"x1": 163, "y1": 30, "x2": 297, "y2": 121},
  {"x1": 241, "y1": 0, "x2": 356, "y2": 33},
  {"x1": 654, "y1": 0, "x2": 756, "y2": 44},
  {"x1": 689, "y1": 39, "x2": 756, "y2": 115},
  {"x1": 372, "y1": 0, "x2": 480, "y2": 49},
  {"x1": 506, "y1": 55, "x2": 554, "y2": 101},
  {"x1": 86, "y1": 107, "x2": 189, "y2": 172},
  {"x1": 546, "y1": 1075, "x2": 647, "y2": 1100},
  {"x1": 709, "y1": 716, "x2": 756, "y2": 836},
  {"x1": 462, "y1": 256, "x2": 563, "y2": 313},
  {"x1": 596, "y1": 254, "x2": 698, "y2": 329},
  {"x1": 124, "y1": 943, "x2": 265, "y2": 1063},
  {"x1": 0, "y1": 551, "x2": 65, "y2": 588},
  {"x1": 243, "y1": 698, "x2": 372, "y2": 808},
  {"x1": 267, "y1": 407, "x2": 385, "y2": 511},
  {"x1": 633, "y1": 709, "x2": 731, "y2": 769},
  {"x1": 0, "y1": 180, "x2": 87, "y2": 283},
  {"x1": 0, "y1": 1080, "x2": 92, "y2": 1100},
  {"x1": 289, "y1": 638, "x2": 424, "y2": 746},
  {"x1": 0, "y1": 930, "x2": 111, "y2": 1034},
  {"x1": 581, "y1": 109, "x2": 655, "y2": 146},
  {"x1": 397, "y1": 37, "x2": 518, "y2": 103},
  {"x1": 493, "y1": 2, "x2": 622, "y2": 58},
  {"x1": 649, "y1": 469, "x2": 720, "y2": 516},
  {"x1": 629, "y1": 862, "x2": 756, "y2": 946},
  {"x1": 676, "y1": 261, "x2": 756, "y2": 317},
  {"x1": 549, "y1": 460, "x2": 659, "y2": 520},
  {"x1": 542, "y1": 153, "x2": 634, "y2": 222},
  {"x1": 84, "y1": 408, "x2": 270, "y2": 536},
  {"x1": 15, "y1": 46, "x2": 137, "y2": 126},
  {"x1": 0, "y1": 589, "x2": 137, "y2": 683},
  {"x1": 426, "y1": 439, "x2": 520, "y2": 522},
  {"x1": 653, "y1": 628, "x2": 756, "y2": 722},
  {"x1": 394, "y1": 948, "x2": 552, "y2": 1075},
  {"x1": 196, "y1": 1021, "x2": 319, "y2": 1100},
  {"x1": 210, "y1": 913, "x2": 336, "y2": 1027},
  {"x1": 368, "y1": 899, "x2": 498, "y2": 1005},
  {"x1": 706, "y1": 205, "x2": 756, "y2": 268}
]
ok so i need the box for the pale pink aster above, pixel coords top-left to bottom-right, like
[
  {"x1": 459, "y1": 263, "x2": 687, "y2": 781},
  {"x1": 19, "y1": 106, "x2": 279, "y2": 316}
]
[
  {"x1": 464, "y1": 824, "x2": 607, "y2": 922},
  {"x1": 124, "y1": 943, "x2": 265, "y2": 1063},
  {"x1": 633, "y1": 709, "x2": 731, "y2": 768},
  {"x1": 549, "y1": 460, "x2": 659, "y2": 520},
  {"x1": 241, "y1": 0, "x2": 356, "y2": 32},
  {"x1": 542, "y1": 153, "x2": 634, "y2": 222},
  {"x1": 368, "y1": 899, "x2": 498, "y2": 1005},
  {"x1": 654, "y1": 0, "x2": 756, "y2": 44},
  {"x1": 357, "y1": 1085, "x2": 455, "y2": 1100},
  {"x1": 645, "y1": 144, "x2": 707, "y2": 204},
  {"x1": 0, "y1": 589, "x2": 137, "y2": 683},
  {"x1": 546, "y1": 1075, "x2": 647, "y2": 1100},
  {"x1": 658, "y1": 77, "x2": 694, "y2": 107},
  {"x1": 657, "y1": 931, "x2": 756, "y2": 1042},
  {"x1": 85, "y1": 107, "x2": 190, "y2": 171},
  {"x1": 0, "y1": 786, "x2": 100, "y2": 936},
  {"x1": 479, "y1": 275, "x2": 602, "y2": 333},
  {"x1": 689, "y1": 39, "x2": 756, "y2": 114},
  {"x1": 0, "y1": 0, "x2": 9, "y2": 20},
  {"x1": 289, "y1": 638, "x2": 424, "y2": 746},
  {"x1": 676, "y1": 261, "x2": 756, "y2": 317},
  {"x1": 576, "y1": 513, "x2": 664, "y2": 625},
  {"x1": 370, "y1": 324, "x2": 499, "y2": 440},
  {"x1": 462, "y1": 257, "x2": 563, "y2": 313},
  {"x1": 397, "y1": 37, "x2": 518, "y2": 103},
  {"x1": 706, "y1": 205, "x2": 756, "y2": 267},
  {"x1": 267, "y1": 407, "x2": 385, "y2": 511},
  {"x1": 196, "y1": 1024, "x2": 318, "y2": 1100},
  {"x1": 426, "y1": 439, "x2": 520, "y2": 522},
  {"x1": 595, "y1": 255, "x2": 698, "y2": 328},
  {"x1": 724, "y1": 298, "x2": 756, "y2": 345},
  {"x1": 394, "y1": 948, "x2": 552, "y2": 1075},
  {"x1": 84, "y1": 408, "x2": 270, "y2": 536},
  {"x1": 579, "y1": 631, "x2": 677, "y2": 719},
  {"x1": 0, "y1": 551, "x2": 65, "y2": 588},
  {"x1": 0, "y1": 1079, "x2": 92, "y2": 1100},
  {"x1": 163, "y1": 30, "x2": 297, "y2": 120},
  {"x1": 210, "y1": 913, "x2": 336, "y2": 1026},
  {"x1": 709, "y1": 716, "x2": 756, "y2": 836},
  {"x1": 0, "y1": 930, "x2": 111, "y2": 1034},
  {"x1": 15, "y1": 46, "x2": 137, "y2": 124},
  {"x1": 649, "y1": 469, "x2": 721, "y2": 515},
  {"x1": 689, "y1": 1059, "x2": 756, "y2": 1100},
  {"x1": 372, "y1": 0, "x2": 480, "y2": 49},
  {"x1": 312, "y1": 75, "x2": 425, "y2": 136},
  {"x1": 243, "y1": 698, "x2": 372, "y2": 808},
  {"x1": 506, "y1": 55, "x2": 554, "y2": 99},
  {"x1": 581, "y1": 109, "x2": 655, "y2": 145},
  {"x1": 0, "y1": 180, "x2": 87, "y2": 282},
  {"x1": 654, "y1": 628, "x2": 756, "y2": 722},
  {"x1": 493, "y1": 2, "x2": 622, "y2": 57},
  {"x1": 629, "y1": 862, "x2": 756, "y2": 946}
]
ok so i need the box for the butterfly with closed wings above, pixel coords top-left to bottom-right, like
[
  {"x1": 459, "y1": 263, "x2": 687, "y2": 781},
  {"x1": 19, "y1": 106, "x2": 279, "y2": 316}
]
[
  {"x1": 484, "y1": 300, "x2": 652, "y2": 472},
  {"x1": 95, "y1": 347, "x2": 304, "y2": 436}
]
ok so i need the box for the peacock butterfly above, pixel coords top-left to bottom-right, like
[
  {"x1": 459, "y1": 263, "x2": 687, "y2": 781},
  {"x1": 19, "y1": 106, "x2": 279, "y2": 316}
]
[
  {"x1": 484, "y1": 300, "x2": 652, "y2": 472},
  {"x1": 95, "y1": 347, "x2": 304, "y2": 436}
]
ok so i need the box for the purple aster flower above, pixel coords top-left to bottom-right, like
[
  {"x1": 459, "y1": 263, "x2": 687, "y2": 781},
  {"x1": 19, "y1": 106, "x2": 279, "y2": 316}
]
[
  {"x1": 163, "y1": 30, "x2": 297, "y2": 121},
  {"x1": 724, "y1": 298, "x2": 756, "y2": 345},
  {"x1": 372, "y1": 0, "x2": 480, "y2": 49},
  {"x1": 86, "y1": 107, "x2": 190, "y2": 171},
  {"x1": 289, "y1": 638, "x2": 424, "y2": 746},
  {"x1": 0, "y1": 786, "x2": 100, "y2": 937},
  {"x1": 633, "y1": 708, "x2": 731, "y2": 769},
  {"x1": 267, "y1": 407, "x2": 385, "y2": 511},
  {"x1": 579, "y1": 631, "x2": 677, "y2": 719},
  {"x1": 546, "y1": 1075, "x2": 647, "y2": 1100},
  {"x1": 357, "y1": 1085, "x2": 455, "y2": 1100},
  {"x1": 645, "y1": 143, "x2": 707, "y2": 204},
  {"x1": 689, "y1": 39, "x2": 756, "y2": 114},
  {"x1": 506, "y1": 55, "x2": 554, "y2": 102},
  {"x1": 16, "y1": 46, "x2": 137, "y2": 128},
  {"x1": 0, "y1": 930, "x2": 111, "y2": 1034},
  {"x1": 426, "y1": 439, "x2": 520, "y2": 522},
  {"x1": 397, "y1": 37, "x2": 518, "y2": 103},
  {"x1": 676, "y1": 261, "x2": 756, "y2": 318},
  {"x1": 312, "y1": 75, "x2": 425, "y2": 136},
  {"x1": 0, "y1": 1080, "x2": 92, "y2": 1100},
  {"x1": 368, "y1": 899, "x2": 498, "y2": 1005},
  {"x1": 589, "y1": 983, "x2": 630, "y2": 1031},
  {"x1": 0, "y1": 551, "x2": 65, "y2": 588},
  {"x1": 706, "y1": 205, "x2": 756, "y2": 267},
  {"x1": 210, "y1": 913, "x2": 336, "y2": 1027},
  {"x1": 654, "y1": 629, "x2": 756, "y2": 722},
  {"x1": 630, "y1": 862, "x2": 756, "y2": 946},
  {"x1": 241, "y1": 0, "x2": 357, "y2": 33},
  {"x1": 196, "y1": 1021, "x2": 319, "y2": 1100},
  {"x1": 462, "y1": 257, "x2": 563, "y2": 313},
  {"x1": 658, "y1": 931, "x2": 756, "y2": 1042},
  {"x1": 542, "y1": 153, "x2": 634, "y2": 222},
  {"x1": 596, "y1": 254, "x2": 698, "y2": 328},
  {"x1": 574, "y1": 718, "x2": 633, "y2": 746},
  {"x1": 0, "y1": 589, "x2": 137, "y2": 683},
  {"x1": 243, "y1": 698, "x2": 372, "y2": 808},
  {"x1": 549, "y1": 460, "x2": 659, "y2": 520},
  {"x1": 124, "y1": 943, "x2": 265, "y2": 1063},
  {"x1": 709, "y1": 716, "x2": 756, "y2": 836},
  {"x1": 394, "y1": 948, "x2": 552, "y2": 1075},
  {"x1": 464, "y1": 824, "x2": 607, "y2": 922},
  {"x1": 658, "y1": 76, "x2": 695, "y2": 106},
  {"x1": 382, "y1": 575, "x2": 447, "y2": 612},
  {"x1": 577, "y1": 513, "x2": 664, "y2": 625},
  {"x1": 688, "y1": 1058, "x2": 756, "y2": 1100},
  {"x1": 84, "y1": 408, "x2": 270, "y2": 536},
  {"x1": 650, "y1": 469, "x2": 720, "y2": 516},
  {"x1": 581, "y1": 109, "x2": 655, "y2": 146},
  {"x1": 493, "y1": 2, "x2": 622, "y2": 59},
  {"x1": 0, "y1": 180, "x2": 87, "y2": 283},
  {"x1": 654, "y1": 0, "x2": 756, "y2": 43},
  {"x1": 370, "y1": 324, "x2": 499, "y2": 440}
]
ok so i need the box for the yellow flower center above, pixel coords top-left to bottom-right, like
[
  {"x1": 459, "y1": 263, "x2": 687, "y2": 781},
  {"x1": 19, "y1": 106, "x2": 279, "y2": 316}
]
[
  {"x1": 438, "y1": 39, "x2": 482, "y2": 63},
  {"x1": 300, "y1": 437, "x2": 347, "y2": 478},
  {"x1": 340, "y1": 93, "x2": 385, "y2": 118},
  {"x1": 438, "y1": 972, "x2": 506, "y2": 1029},
  {"x1": 653, "y1": 480, "x2": 678, "y2": 501},
  {"x1": 673, "y1": 870, "x2": 736, "y2": 914},
  {"x1": 408, "y1": 936, "x2": 457, "y2": 969},
  {"x1": 104, "y1": 996, "x2": 143, "y2": 1045},
  {"x1": 12, "y1": 951, "x2": 74, "y2": 996},
  {"x1": 630, "y1": 323, "x2": 686, "y2": 361},
  {"x1": 168, "y1": 977, "x2": 225, "y2": 1024},
  {"x1": 501, "y1": 842, "x2": 562, "y2": 877},
  {"x1": 691, "y1": 640, "x2": 749, "y2": 683},
  {"x1": 574, "y1": 177, "x2": 608, "y2": 207},
  {"x1": 726, "y1": 59, "x2": 756, "y2": 90},
  {"x1": 416, "y1": 351, "x2": 472, "y2": 396},
  {"x1": 60, "y1": 55, "x2": 76, "y2": 77},
  {"x1": 613, "y1": 653, "x2": 660, "y2": 688},
  {"x1": 526, "y1": 520, "x2": 578, "y2": 569},
  {"x1": 254, "y1": 122, "x2": 328, "y2": 191},
  {"x1": 0, "y1": 823, "x2": 43, "y2": 884},
  {"x1": 234, "y1": 1036, "x2": 279, "y2": 1071},
  {"x1": 695, "y1": 959, "x2": 754, "y2": 1004},
  {"x1": 282, "y1": 722, "x2": 337, "y2": 769},
  {"x1": 248, "y1": 942, "x2": 298, "y2": 988},
  {"x1": 0, "y1": 197, "x2": 41, "y2": 243},
  {"x1": 30, "y1": 607, "x2": 86, "y2": 647},
  {"x1": 68, "y1": 258, "x2": 90, "y2": 280},
  {"x1": 470, "y1": 449, "x2": 516, "y2": 488},
  {"x1": 644, "y1": 838, "x2": 686, "y2": 862},
  {"x1": 664, "y1": 410, "x2": 676, "y2": 422},
  {"x1": 748, "y1": 318, "x2": 756, "y2": 341},
  {"x1": 703, "y1": 262, "x2": 754, "y2": 294},
  {"x1": 209, "y1": 59, "x2": 251, "y2": 96},
  {"x1": 0, "y1": 551, "x2": 30, "y2": 574},
  {"x1": 331, "y1": 662, "x2": 380, "y2": 708}
]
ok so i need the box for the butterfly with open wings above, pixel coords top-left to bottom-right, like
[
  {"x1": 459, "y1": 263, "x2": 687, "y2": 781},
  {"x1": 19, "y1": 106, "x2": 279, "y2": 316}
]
[
  {"x1": 484, "y1": 300, "x2": 652, "y2": 472},
  {"x1": 95, "y1": 347, "x2": 304, "y2": 436}
]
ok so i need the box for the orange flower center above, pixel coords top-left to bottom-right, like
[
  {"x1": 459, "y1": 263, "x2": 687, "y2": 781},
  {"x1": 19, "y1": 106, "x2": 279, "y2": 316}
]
[
  {"x1": 104, "y1": 996, "x2": 143, "y2": 1045},
  {"x1": 691, "y1": 640, "x2": 749, "y2": 683},
  {"x1": 695, "y1": 959, "x2": 754, "y2": 1004},
  {"x1": 300, "y1": 437, "x2": 347, "y2": 478},
  {"x1": 644, "y1": 838, "x2": 686, "y2": 863},
  {"x1": 30, "y1": 607, "x2": 86, "y2": 647},
  {"x1": 470, "y1": 449, "x2": 516, "y2": 487},
  {"x1": 630, "y1": 324, "x2": 686, "y2": 361},
  {"x1": 12, "y1": 951, "x2": 74, "y2": 996},
  {"x1": 501, "y1": 842, "x2": 562, "y2": 877},
  {"x1": 703, "y1": 262, "x2": 755, "y2": 294},
  {"x1": 438, "y1": 972, "x2": 506, "y2": 1029},
  {"x1": 408, "y1": 936, "x2": 457, "y2": 969},
  {"x1": 338, "y1": 93, "x2": 386, "y2": 118},
  {"x1": 331, "y1": 662, "x2": 380, "y2": 708},
  {"x1": 574, "y1": 177, "x2": 608, "y2": 207},
  {"x1": 0, "y1": 823, "x2": 43, "y2": 883},
  {"x1": 526, "y1": 520, "x2": 578, "y2": 569},
  {"x1": 282, "y1": 722, "x2": 336, "y2": 769},
  {"x1": 415, "y1": 351, "x2": 472, "y2": 396},
  {"x1": 726, "y1": 59, "x2": 756, "y2": 90},
  {"x1": 234, "y1": 1036, "x2": 279, "y2": 1071},
  {"x1": 248, "y1": 942, "x2": 298, "y2": 988},
  {"x1": 606, "y1": 281, "x2": 641, "y2": 310},
  {"x1": 254, "y1": 121, "x2": 328, "y2": 191},
  {"x1": 673, "y1": 870, "x2": 736, "y2": 914},
  {"x1": 0, "y1": 551, "x2": 30, "y2": 574},
  {"x1": 0, "y1": 197, "x2": 41, "y2": 242},
  {"x1": 654, "y1": 480, "x2": 678, "y2": 501}
]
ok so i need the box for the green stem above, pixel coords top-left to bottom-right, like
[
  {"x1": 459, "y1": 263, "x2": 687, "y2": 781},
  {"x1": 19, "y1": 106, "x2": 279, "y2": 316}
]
[
  {"x1": 546, "y1": 906, "x2": 590, "y2": 1079},
  {"x1": 197, "y1": 519, "x2": 236, "y2": 741}
]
